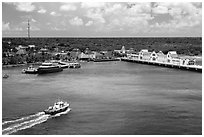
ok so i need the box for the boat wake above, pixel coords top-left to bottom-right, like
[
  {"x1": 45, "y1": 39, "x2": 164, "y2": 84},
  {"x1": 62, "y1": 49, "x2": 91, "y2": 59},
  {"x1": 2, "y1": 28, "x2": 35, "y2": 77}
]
[{"x1": 2, "y1": 109, "x2": 71, "y2": 135}]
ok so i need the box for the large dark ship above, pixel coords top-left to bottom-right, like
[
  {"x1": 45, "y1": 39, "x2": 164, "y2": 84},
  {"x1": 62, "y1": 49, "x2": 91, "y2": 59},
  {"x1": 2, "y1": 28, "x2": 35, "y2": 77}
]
[{"x1": 37, "y1": 62, "x2": 63, "y2": 74}]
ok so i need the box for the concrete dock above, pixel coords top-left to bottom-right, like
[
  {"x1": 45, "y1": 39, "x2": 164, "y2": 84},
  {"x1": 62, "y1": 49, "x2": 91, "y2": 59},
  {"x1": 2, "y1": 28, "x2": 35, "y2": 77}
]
[{"x1": 121, "y1": 57, "x2": 202, "y2": 73}]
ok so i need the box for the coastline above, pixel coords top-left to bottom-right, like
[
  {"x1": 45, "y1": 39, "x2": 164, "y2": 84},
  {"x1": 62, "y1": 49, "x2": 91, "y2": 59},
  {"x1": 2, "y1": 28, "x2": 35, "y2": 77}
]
[{"x1": 2, "y1": 62, "x2": 42, "y2": 68}]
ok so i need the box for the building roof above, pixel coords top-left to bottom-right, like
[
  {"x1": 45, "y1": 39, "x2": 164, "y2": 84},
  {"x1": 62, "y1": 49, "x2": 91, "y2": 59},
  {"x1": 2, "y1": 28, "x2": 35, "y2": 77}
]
[
  {"x1": 78, "y1": 52, "x2": 90, "y2": 59},
  {"x1": 16, "y1": 49, "x2": 27, "y2": 55},
  {"x1": 40, "y1": 48, "x2": 48, "y2": 51},
  {"x1": 28, "y1": 45, "x2": 35, "y2": 48},
  {"x1": 72, "y1": 48, "x2": 80, "y2": 52},
  {"x1": 140, "y1": 49, "x2": 148, "y2": 52},
  {"x1": 143, "y1": 52, "x2": 151, "y2": 56},
  {"x1": 168, "y1": 51, "x2": 177, "y2": 54},
  {"x1": 168, "y1": 51, "x2": 179, "y2": 58}
]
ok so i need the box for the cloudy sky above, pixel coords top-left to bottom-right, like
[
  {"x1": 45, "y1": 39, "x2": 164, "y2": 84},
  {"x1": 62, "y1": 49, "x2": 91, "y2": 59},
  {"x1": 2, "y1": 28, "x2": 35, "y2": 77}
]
[{"x1": 2, "y1": 2, "x2": 202, "y2": 37}]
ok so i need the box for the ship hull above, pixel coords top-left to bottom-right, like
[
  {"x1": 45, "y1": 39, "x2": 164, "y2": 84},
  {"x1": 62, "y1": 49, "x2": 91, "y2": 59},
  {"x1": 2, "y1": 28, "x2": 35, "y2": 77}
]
[
  {"x1": 38, "y1": 67, "x2": 63, "y2": 74},
  {"x1": 24, "y1": 70, "x2": 38, "y2": 74},
  {"x1": 44, "y1": 106, "x2": 69, "y2": 115}
]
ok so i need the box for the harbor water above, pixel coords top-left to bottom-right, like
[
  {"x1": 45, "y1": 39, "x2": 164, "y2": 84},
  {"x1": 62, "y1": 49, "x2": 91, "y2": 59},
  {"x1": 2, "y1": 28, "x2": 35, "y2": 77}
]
[{"x1": 2, "y1": 61, "x2": 202, "y2": 135}]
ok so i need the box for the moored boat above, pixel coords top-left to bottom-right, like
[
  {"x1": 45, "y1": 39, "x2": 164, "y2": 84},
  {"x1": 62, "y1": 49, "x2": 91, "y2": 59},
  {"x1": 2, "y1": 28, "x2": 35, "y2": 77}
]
[
  {"x1": 44, "y1": 101, "x2": 71, "y2": 115},
  {"x1": 69, "y1": 62, "x2": 81, "y2": 68},
  {"x1": 37, "y1": 62, "x2": 63, "y2": 74},
  {"x1": 3, "y1": 74, "x2": 9, "y2": 79},
  {"x1": 50, "y1": 60, "x2": 69, "y2": 69},
  {"x1": 58, "y1": 62, "x2": 69, "y2": 69},
  {"x1": 22, "y1": 65, "x2": 38, "y2": 74}
]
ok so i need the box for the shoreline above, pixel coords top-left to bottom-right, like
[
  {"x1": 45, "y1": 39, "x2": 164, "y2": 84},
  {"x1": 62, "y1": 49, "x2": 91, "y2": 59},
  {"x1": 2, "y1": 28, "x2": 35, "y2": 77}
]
[{"x1": 2, "y1": 62, "x2": 42, "y2": 68}]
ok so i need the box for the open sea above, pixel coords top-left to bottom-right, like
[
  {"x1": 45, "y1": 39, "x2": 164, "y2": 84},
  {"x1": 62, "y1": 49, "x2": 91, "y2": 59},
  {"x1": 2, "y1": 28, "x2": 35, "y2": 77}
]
[{"x1": 2, "y1": 61, "x2": 202, "y2": 135}]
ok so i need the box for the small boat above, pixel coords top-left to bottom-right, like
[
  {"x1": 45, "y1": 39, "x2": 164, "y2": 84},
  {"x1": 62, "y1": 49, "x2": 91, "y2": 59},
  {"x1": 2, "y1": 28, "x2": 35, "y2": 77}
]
[
  {"x1": 44, "y1": 101, "x2": 71, "y2": 115},
  {"x1": 58, "y1": 62, "x2": 69, "y2": 69},
  {"x1": 37, "y1": 62, "x2": 63, "y2": 74},
  {"x1": 3, "y1": 74, "x2": 9, "y2": 79},
  {"x1": 22, "y1": 65, "x2": 38, "y2": 74},
  {"x1": 69, "y1": 62, "x2": 81, "y2": 68}
]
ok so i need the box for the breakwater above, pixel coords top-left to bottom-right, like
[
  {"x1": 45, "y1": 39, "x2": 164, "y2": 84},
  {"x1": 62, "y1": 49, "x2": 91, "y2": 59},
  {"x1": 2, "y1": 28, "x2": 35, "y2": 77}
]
[{"x1": 121, "y1": 57, "x2": 202, "y2": 73}]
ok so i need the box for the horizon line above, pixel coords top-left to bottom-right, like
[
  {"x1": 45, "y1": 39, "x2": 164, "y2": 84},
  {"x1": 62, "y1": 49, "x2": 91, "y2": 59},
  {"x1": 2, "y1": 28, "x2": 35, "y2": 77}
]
[{"x1": 2, "y1": 36, "x2": 202, "y2": 38}]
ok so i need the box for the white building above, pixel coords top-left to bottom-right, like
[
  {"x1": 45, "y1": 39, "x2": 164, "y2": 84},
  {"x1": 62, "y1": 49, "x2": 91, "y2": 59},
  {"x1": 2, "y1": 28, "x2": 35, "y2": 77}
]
[
  {"x1": 167, "y1": 51, "x2": 181, "y2": 65},
  {"x1": 114, "y1": 46, "x2": 127, "y2": 54},
  {"x1": 28, "y1": 45, "x2": 35, "y2": 48},
  {"x1": 157, "y1": 51, "x2": 167, "y2": 63},
  {"x1": 150, "y1": 51, "x2": 158, "y2": 62},
  {"x1": 179, "y1": 58, "x2": 196, "y2": 66},
  {"x1": 127, "y1": 53, "x2": 139, "y2": 60},
  {"x1": 139, "y1": 49, "x2": 151, "y2": 61}
]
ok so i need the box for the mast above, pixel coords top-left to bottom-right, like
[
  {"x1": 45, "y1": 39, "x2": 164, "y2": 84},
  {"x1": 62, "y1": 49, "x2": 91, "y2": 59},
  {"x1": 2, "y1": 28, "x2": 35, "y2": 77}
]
[{"x1": 28, "y1": 19, "x2": 30, "y2": 38}]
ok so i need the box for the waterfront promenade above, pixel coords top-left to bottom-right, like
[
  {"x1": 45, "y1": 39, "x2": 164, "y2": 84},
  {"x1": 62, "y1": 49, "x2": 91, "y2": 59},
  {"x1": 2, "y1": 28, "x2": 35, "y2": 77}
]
[{"x1": 121, "y1": 57, "x2": 202, "y2": 73}]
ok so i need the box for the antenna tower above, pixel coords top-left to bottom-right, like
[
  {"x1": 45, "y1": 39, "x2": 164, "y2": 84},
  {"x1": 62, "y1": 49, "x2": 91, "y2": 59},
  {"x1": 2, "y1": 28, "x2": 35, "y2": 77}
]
[{"x1": 28, "y1": 19, "x2": 30, "y2": 38}]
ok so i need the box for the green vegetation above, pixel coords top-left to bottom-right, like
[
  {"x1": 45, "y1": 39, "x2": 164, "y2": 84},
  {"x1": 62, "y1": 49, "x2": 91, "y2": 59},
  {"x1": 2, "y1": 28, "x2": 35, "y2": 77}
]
[{"x1": 3, "y1": 37, "x2": 202, "y2": 54}]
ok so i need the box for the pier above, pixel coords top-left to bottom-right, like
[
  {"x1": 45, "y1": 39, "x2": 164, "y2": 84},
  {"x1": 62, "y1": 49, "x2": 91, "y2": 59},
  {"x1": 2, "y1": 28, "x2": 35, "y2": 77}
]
[{"x1": 121, "y1": 57, "x2": 202, "y2": 73}]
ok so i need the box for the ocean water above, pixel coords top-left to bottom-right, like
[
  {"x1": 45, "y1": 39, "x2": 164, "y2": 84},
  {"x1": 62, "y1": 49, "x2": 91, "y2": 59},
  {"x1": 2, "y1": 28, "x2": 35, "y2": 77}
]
[{"x1": 2, "y1": 61, "x2": 202, "y2": 135}]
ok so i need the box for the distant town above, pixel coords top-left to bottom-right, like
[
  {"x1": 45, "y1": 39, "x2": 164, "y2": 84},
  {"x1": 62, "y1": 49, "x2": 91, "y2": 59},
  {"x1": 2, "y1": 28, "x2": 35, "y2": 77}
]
[{"x1": 2, "y1": 37, "x2": 202, "y2": 67}]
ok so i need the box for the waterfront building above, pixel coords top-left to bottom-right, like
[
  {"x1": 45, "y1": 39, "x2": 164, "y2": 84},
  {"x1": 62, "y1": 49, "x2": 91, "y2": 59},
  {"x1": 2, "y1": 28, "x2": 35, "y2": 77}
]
[
  {"x1": 84, "y1": 48, "x2": 91, "y2": 54},
  {"x1": 150, "y1": 51, "x2": 158, "y2": 62},
  {"x1": 114, "y1": 46, "x2": 126, "y2": 54},
  {"x1": 167, "y1": 51, "x2": 180, "y2": 65},
  {"x1": 70, "y1": 48, "x2": 81, "y2": 59},
  {"x1": 92, "y1": 51, "x2": 103, "y2": 59},
  {"x1": 180, "y1": 58, "x2": 196, "y2": 66},
  {"x1": 54, "y1": 52, "x2": 68, "y2": 60},
  {"x1": 16, "y1": 49, "x2": 27, "y2": 56},
  {"x1": 126, "y1": 48, "x2": 135, "y2": 54},
  {"x1": 139, "y1": 49, "x2": 151, "y2": 61},
  {"x1": 157, "y1": 51, "x2": 167, "y2": 63},
  {"x1": 187, "y1": 59, "x2": 196, "y2": 65},
  {"x1": 15, "y1": 45, "x2": 27, "y2": 51},
  {"x1": 28, "y1": 45, "x2": 35, "y2": 48},
  {"x1": 38, "y1": 48, "x2": 49, "y2": 54},
  {"x1": 78, "y1": 52, "x2": 90, "y2": 60},
  {"x1": 121, "y1": 46, "x2": 126, "y2": 54},
  {"x1": 3, "y1": 51, "x2": 15, "y2": 57},
  {"x1": 127, "y1": 53, "x2": 139, "y2": 60}
]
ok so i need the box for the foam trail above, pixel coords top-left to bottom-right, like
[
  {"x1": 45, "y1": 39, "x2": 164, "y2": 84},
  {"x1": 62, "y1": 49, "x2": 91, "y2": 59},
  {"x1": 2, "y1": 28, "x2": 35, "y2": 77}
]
[
  {"x1": 2, "y1": 112, "x2": 44, "y2": 125},
  {"x1": 2, "y1": 109, "x2": 71, "y2": 135},
  {"x1": 2, "y1": 112, "x2": 48, "y2": 135}
]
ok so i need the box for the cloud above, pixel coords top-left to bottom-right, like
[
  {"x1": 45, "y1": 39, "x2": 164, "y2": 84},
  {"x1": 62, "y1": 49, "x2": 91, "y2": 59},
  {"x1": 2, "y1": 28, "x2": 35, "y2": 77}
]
[
  {"x1": 12, "y1": 2, "x2": 36, "y2": 12},
  {"x1": 13, "y1": 27, "x2": 23, "y2": 31},
  {"x1": 38, "y1": 8, "x2": 46, "y2": 14},
  {"x1": 30, "y1": 26, "x2": 40, "y2": 31},
  {"x1": 152, "y1": 5, "x2": 169, "y2": 14},
  {"x1": 85, "y1": 20, "x2": 94, "y2": 26},
  {"x1": 156, "y1": 3, "x2": 202, "y2": 28},
  {"x1": 104, "y1": 3, "x2": 123, "y2": 15},
  {"x1": 127, "y1": 3, "x2": 151, "y2": 15},
  {"x1": 2, "y1": 2, "x2": 202, "y2": 37},
  {"x1": 31, "y1": 18, "x2": 37, "y2": 22},
  {"x1": 86, "y1": 9, "x2": 106, "y2": 24},
  {"x1": 81, "y1": 2, "x2": 105, "y2": 8},
  {"x1": 50, "y1": 11, "x2": 61, "y2": 16},
  {"x1": 2, "y1": 22, "x2": 10, "y2": 31},
  {"x1": 60, "y1": 4, "x2": 77, "y2": 11},
  {"x1": 69, "y1": 16, "x2": 84, "y2": 26}
]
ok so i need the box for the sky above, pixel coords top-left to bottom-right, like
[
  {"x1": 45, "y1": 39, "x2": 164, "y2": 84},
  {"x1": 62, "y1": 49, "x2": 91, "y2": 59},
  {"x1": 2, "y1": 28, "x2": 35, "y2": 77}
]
[{"x1": 2, "y1": 2, "x2": 202, "y2": 37}]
